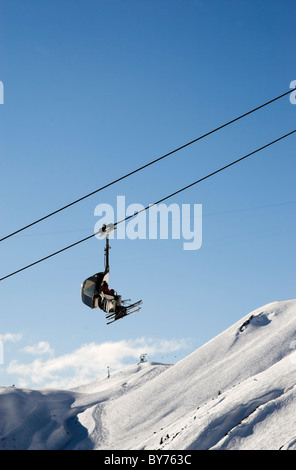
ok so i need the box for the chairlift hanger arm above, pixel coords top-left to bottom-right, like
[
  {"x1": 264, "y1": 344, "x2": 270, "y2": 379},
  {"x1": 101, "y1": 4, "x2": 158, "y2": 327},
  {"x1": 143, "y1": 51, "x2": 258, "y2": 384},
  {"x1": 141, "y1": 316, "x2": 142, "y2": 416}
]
[
  {"x1": 98, "y1": 223, "x2": 115, "y2": 273},
  {"x1": 104, "y1": 236, "x2": 110, "y2": 272}
]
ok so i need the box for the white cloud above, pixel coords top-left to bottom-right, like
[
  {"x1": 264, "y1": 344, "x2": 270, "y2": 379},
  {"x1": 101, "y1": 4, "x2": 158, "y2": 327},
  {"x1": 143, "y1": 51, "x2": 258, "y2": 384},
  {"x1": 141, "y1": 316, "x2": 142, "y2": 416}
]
[
  {"x1": 0, "y1": 333, "x2": 22, "y2": 343},
  {"x1": 7, "y1": 337, "x2": 189, "y2": 389},
  {"x1": 22, "y1": 341, "x2": 54, "y2": 356}
]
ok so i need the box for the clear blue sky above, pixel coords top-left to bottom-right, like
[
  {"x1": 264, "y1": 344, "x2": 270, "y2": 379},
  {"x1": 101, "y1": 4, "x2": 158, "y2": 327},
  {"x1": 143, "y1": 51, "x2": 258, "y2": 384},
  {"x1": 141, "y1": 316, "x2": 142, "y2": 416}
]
[{"x1": 0, "y1": 0, "x2": 295, "y2": 388}]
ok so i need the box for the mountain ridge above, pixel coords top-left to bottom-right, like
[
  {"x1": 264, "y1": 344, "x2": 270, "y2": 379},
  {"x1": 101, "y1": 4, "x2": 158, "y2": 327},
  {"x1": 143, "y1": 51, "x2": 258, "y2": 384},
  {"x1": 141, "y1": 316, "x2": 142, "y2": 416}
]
[{"x1": 1, "y1": 299, "x2": 296, "y2": 450}]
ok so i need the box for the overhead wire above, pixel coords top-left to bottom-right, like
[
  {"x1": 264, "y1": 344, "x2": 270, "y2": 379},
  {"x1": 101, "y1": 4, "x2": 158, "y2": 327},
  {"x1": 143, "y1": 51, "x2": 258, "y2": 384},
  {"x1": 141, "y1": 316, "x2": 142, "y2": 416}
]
[
  {"x1": 0, "y1": 88, "x2": 294, "y2": 243},
  {"x1": 1, "y1": 128, "x2": 295, "y2": 282}
]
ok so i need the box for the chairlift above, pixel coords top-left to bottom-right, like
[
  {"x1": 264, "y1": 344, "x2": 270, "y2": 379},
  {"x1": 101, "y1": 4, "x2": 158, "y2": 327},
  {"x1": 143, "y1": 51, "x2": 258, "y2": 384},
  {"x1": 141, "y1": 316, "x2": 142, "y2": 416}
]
[{"x1": 81, "y1": 224, "x2": 142, "y2": 324}]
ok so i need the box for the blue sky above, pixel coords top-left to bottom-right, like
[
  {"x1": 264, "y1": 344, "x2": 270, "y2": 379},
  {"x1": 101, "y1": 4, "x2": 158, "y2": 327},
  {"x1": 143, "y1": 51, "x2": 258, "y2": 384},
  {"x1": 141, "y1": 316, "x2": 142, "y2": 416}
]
[{"x1": 0, "y1": 0, "x2": 295, "y2": 388}]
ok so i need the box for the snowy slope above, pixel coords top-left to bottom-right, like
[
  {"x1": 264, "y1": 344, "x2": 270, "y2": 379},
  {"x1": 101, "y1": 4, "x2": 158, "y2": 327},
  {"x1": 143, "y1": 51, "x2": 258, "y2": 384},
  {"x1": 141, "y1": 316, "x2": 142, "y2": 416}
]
[{"x1": 1, "y1": 299, "x2": 296, "y2": 450}]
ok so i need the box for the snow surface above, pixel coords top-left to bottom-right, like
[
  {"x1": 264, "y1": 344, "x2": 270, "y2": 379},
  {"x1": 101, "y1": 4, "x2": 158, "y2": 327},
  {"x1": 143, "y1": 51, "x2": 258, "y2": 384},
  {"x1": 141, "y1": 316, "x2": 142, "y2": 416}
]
[{"x1": 1, "y1": 299, "x2": 296, "y2": 450}]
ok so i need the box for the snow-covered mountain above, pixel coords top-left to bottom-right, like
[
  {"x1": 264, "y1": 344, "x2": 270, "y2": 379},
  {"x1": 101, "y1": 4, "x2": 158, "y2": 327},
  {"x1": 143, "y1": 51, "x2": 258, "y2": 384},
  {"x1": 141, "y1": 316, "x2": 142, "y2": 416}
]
[{"x1": 1, "y1": 299, "x2": 296, "y2": 450}]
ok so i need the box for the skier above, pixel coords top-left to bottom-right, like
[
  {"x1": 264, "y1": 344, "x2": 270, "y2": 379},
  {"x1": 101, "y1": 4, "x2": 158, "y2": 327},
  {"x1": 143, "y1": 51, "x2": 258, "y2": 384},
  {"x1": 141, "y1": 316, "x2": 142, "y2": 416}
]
[{"x1": 101, "y1": 281, "x2": 115, "y2": 296}]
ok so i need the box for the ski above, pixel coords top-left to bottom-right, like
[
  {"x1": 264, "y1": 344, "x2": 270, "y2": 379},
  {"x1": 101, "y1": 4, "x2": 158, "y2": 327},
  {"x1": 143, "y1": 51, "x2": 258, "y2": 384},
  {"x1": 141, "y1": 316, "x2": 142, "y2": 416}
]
[
  {"x1": 106, "y1": 307, "x2": 141, "y2": 325},
  {"x1": 105, "y1": 300, "x2": 143, "y2": 319}
]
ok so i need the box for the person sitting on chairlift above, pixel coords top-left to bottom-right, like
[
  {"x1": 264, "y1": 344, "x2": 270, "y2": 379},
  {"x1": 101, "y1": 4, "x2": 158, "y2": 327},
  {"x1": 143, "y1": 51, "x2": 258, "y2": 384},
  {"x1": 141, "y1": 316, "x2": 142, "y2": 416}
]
[
  {"x1": 101, "y1": 281, "x2": 115, "y2": 296},
  {"x1": 101, "y1": 281, "x2": 122, "y2": 309}
]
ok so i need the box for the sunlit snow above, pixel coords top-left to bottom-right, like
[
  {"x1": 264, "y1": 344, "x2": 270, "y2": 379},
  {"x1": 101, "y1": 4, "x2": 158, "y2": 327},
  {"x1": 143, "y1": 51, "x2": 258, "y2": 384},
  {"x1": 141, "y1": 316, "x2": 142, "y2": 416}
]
[{"x1": 1, "y1": 299, "x2": 296, "y2": 450}]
